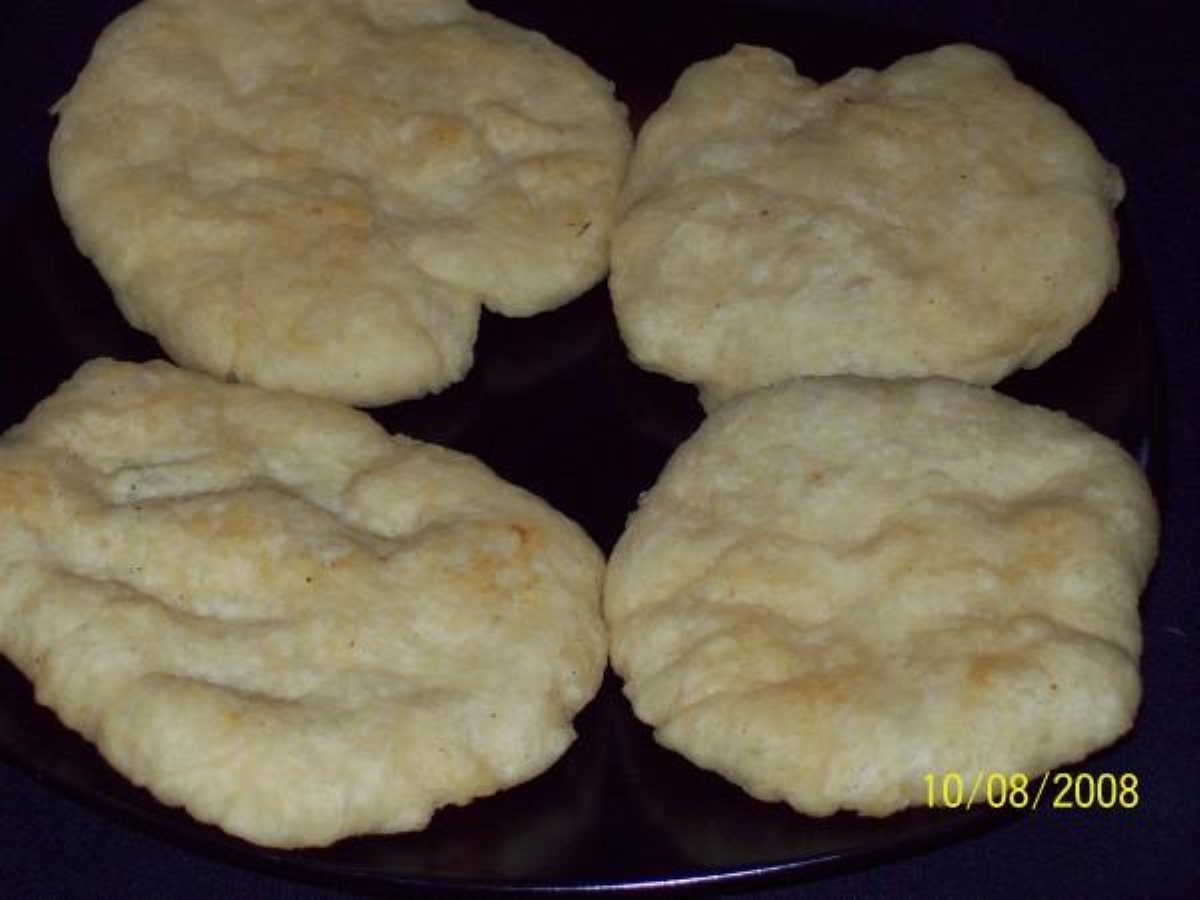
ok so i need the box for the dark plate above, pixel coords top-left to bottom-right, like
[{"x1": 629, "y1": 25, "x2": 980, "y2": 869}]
[{"x1": 0, "y1": 0, "x2": 1160, "y2": 894}]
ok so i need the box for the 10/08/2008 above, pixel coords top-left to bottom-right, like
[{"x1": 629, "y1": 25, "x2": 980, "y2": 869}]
[{"x1": 923, "y1": 772, "x2": 1139, "y2": 810}]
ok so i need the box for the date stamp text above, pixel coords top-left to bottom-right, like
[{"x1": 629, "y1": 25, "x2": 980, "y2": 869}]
[{"x1": 923, "y1": 772, "x2": 1139, "y2": 810}]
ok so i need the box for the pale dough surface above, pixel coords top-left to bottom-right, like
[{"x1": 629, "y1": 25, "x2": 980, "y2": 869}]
[
  {"x1": 0, "y1": 359, "x2": 607, "y2": 847},
  {"x1": 604, "y1": 377, "x2": 1157, "y2": 816},
  {"x1": 611, "y1": 44, "x2": 1124, "y2": 405},
  {"x1": 50, "y1": 0, "x2": 631, "y2": 405}
]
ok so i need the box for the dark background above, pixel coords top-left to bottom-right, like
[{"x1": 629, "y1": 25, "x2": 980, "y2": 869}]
[{"x1": 1, "y1": 1, "x2": 1196, "y2": 897}]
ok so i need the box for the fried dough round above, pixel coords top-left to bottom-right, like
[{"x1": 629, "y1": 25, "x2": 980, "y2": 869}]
[
  {"x1": 0, "y1": 359, "x2": 606, "y2": 847},
  {"x1": 611, "y1": 45, "x2": 1124, "y2": 405},
  {"x1": 604, "y1": 377, "x2": 1157, "y2": 816},
  {"x1": 50, "y1": 0, "x2": 630, "y2": 405}
]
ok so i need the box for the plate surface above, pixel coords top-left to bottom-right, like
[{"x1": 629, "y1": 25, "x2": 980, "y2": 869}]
[{"x1": 0, "y1": 0, "x2": 1158, "y2": 893}]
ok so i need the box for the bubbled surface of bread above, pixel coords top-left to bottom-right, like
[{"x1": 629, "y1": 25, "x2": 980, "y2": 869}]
[
  {"x1": 0, "y1": 359, "x2": 607, "y2": 847},
  {"x1": 611, "y1": 45, "x2": 1124, "y2": 405},
  {"x1": 604, "y1": 377, "x2": 1157, "y2": 816},
  {"x1": 50, "y1": 0, "x2": 631, "y2": 405}
]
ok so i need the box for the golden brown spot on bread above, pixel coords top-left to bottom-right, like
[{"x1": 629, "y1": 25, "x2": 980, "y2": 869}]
[
  {"x1": 967, "y1": 653, "x2": 1024, "y2": 688},
  {"x1": 1010, "y1": 504, "x2": 1092, "y2": 575},
  {"x1": 510, "y1": 521, "x2": 536, "y2": 547},
  {"x1": 0, "y1": 464, "x2": 54, "y2": 517}
]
